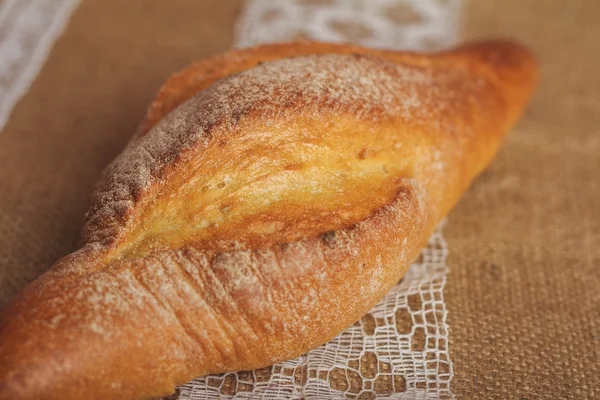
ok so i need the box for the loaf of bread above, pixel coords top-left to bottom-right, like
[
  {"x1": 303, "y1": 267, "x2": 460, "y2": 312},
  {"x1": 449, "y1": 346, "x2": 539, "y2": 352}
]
[{"x1": 0, "y1": 40, "x2": 538, "y2": 400}]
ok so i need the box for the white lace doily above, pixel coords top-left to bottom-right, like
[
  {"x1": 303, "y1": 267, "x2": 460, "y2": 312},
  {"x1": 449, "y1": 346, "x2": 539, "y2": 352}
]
[
  {"x1": 178, "y1": 1, "x2": 461, "y2": 399},
  {"x1": 234, "y1": 0, "x2": 461, "y2": 51},
  {"x1": 0, "y1": 0, "x2": 80, "y2": 132}
]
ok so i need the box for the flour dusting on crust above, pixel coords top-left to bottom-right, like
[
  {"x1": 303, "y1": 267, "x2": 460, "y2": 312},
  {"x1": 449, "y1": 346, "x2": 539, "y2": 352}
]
[{"x1": 83, "y1": 53, "x2": 442, "y2": 246}]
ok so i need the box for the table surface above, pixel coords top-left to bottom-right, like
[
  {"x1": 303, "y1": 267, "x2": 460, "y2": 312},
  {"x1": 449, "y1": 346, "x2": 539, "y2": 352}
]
[{"x1": 0, "y1": 0, "x2": 598, "y2": 398}]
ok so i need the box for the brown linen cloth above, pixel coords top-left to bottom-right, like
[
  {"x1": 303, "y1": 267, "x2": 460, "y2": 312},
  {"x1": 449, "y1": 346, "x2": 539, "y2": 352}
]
[
  {"x1": 0, "y1": 0, "x2": 597, "y2": 399},
  {"x1": 447, "y1": 1, "x2": 600, "y2": 399}
]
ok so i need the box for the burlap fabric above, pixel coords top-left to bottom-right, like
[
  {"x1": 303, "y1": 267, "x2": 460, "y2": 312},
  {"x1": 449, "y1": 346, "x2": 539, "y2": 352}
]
[
  {"x1": 446, "y1": 1, "x2": 600, "y2": 398},
  {"x1": 0, "y1": 1, "x2": 598, "y2": 399}
]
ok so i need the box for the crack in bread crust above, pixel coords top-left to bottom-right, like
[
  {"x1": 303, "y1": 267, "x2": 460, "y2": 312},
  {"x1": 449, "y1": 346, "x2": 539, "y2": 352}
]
[{"x1": 85, "y1": 53, "x2": 434, "y2": 258}]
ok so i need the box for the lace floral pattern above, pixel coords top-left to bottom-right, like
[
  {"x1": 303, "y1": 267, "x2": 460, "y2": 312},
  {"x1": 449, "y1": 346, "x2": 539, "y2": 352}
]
[{"x1": 234, "y1": 0, "x2": 462, "y2": 51}]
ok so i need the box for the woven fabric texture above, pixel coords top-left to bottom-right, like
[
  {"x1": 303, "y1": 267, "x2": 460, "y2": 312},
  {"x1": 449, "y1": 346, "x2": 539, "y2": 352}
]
[
  {"x1": 0, "y1": 1, "x2": 597, "y2": 399},
  {"x1": 445, "y1": 1, "x2": 600, "y2": 399}
]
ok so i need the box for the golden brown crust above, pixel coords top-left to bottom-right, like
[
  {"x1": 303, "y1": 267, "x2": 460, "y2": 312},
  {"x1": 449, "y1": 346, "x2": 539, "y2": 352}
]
[{"x1": 0, "y1": 40, "x2": 538, "y2": 400}]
